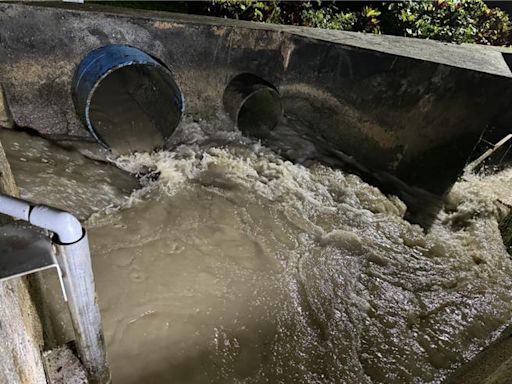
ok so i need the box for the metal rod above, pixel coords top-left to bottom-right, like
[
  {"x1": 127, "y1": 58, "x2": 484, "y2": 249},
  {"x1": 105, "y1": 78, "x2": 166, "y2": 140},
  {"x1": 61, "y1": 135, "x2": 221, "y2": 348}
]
[{"x1": 466, "y1": 133, "x2": 512, "y2": 172}]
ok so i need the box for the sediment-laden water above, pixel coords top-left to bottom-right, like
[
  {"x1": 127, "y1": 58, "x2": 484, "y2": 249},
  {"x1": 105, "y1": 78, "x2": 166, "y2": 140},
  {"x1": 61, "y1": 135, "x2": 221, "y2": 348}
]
[{"x1": 2, "y1": 123, "x2": 512, "y2": 384}]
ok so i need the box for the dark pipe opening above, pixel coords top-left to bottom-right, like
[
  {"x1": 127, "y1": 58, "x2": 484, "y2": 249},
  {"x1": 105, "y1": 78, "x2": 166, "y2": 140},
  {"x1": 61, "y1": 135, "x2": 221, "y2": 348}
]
[
  {"x1": 72, "y1": 45, "x2": 184, "y2": 155},
  {"x1": 223, "y1": 73, "x2": 282, "y2": 138}
]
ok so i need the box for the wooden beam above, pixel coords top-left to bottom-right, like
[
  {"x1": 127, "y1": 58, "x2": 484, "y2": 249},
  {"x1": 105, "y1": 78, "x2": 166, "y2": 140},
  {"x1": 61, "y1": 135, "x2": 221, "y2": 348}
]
[{"x1": 466, "y1": 134, "x2": 512, "y2": 173}]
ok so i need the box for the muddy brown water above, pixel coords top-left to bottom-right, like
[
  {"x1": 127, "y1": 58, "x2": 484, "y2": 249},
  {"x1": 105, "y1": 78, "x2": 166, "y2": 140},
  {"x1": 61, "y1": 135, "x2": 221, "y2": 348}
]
[{"x1": 1, "y1": 124, "x2": 512, "y2": 384}]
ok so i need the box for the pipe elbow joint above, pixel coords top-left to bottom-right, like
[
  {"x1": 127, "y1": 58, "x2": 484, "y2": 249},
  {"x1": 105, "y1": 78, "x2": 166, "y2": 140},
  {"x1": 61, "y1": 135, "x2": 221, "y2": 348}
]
[{"x1": 29, "y1": 206, "x2": 83, "y2": 244}]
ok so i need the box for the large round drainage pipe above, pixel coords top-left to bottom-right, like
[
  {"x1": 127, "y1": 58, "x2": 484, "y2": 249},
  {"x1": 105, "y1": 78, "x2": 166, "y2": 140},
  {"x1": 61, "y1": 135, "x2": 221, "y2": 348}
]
[
  {"x1": 72, "y1": 45, "x2": 184, "y2": 155},
  {"x1": 223, "y1": 73, "x2": 283, "y2": 139}
]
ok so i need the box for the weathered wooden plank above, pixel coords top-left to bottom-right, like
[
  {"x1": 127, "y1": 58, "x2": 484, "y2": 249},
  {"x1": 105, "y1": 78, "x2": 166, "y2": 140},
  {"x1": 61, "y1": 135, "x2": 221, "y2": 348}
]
[
  {"x1": 0, "y1": 140, "x2": 18, "y2": 198},
  {"x1": 0, "y1": 84, "x2": 13, "y2": 129},
  {"x1": 0, "y1": 279, "x2": 46, "y2": 384}
]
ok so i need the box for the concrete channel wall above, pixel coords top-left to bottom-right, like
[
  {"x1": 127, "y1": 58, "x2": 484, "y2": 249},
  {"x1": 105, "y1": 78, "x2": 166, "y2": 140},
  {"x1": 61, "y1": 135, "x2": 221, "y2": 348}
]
[
  {"x1": 1, "y1": 3, "x2": 512, "y2": 225},
  {"x1": 1, "y1": 3, "x2": 512, "y2": 383}
]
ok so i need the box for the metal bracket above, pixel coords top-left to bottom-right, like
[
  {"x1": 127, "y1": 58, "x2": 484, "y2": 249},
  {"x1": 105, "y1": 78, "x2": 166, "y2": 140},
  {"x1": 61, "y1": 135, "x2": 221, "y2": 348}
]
[{"x1": 0, "y1": 223, "x2": 67, "y2": 301}]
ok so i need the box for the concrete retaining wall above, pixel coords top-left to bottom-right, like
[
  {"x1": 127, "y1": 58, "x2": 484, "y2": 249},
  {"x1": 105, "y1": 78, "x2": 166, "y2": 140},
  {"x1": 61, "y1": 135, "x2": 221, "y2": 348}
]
[{"x1": 1, "y1": 3, "x2": 512, "y2": 224}]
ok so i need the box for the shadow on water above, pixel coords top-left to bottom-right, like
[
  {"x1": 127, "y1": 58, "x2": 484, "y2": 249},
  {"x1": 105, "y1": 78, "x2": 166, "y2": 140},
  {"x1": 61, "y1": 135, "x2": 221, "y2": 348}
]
[
  {"x1": 127, "y1": 323, "x2": 279, "y2": 384},
  {"x1": 227, "y1": 82, "x2": 447, "y2": 229},
  {"x1": 260, "y1": 120, "x2": 442, "y2": 230}
]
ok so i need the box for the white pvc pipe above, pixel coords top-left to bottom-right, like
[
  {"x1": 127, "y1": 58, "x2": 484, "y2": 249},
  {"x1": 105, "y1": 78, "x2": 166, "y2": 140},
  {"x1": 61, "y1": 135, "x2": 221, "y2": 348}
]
[
  {"x1": 0, "y1": 193, "x2": 110, "y2": 383},
  {"x1": 0, "y1": 194, "x2": 30, "y2": 221},
  {"x1": 0, "y1": 194, "x2": 83, "y2": 244},
  {"x1": 29, "y1": 205, "x2": 83, "y2": 244},
  {"x1": 56, "y1": 235, "x2": 110, "y2": 383},
  {"x1": 0, "y1": 194, "x2": 84, "y2": 300}
]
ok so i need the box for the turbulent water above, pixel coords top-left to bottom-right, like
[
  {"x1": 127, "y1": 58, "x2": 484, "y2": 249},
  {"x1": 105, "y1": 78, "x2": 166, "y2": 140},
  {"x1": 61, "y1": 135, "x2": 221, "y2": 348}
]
[{"x1": 2, "y1": 123, "x2": 512, "y2": 384}]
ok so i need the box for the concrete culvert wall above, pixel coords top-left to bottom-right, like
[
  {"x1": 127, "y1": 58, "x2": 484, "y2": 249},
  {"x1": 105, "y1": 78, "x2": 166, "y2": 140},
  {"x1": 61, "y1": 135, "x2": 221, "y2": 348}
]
[
  {"x1": 223, "y1": 73, "x2": 282, "y2": 139},
  {"x1": 72, "y1": 45, "x2": 184, "y2": 155}
]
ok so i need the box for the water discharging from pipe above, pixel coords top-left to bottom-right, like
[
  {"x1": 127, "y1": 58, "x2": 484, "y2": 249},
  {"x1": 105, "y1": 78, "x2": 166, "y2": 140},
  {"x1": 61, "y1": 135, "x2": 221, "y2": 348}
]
[
  {"x1": 2, "y1": 119, "x2": 512, "y2": 384},
  {"x1": 73, "y1": 45, "x2": 184, "y2": 155}
]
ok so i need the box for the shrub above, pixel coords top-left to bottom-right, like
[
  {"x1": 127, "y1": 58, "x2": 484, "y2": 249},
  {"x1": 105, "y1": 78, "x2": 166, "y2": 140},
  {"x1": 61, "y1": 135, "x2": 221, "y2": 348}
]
[
  {"x1": 301, "y1": 4, "x2": 359, "y2": 31},
  {"x1": 208, "y1": 0, "x2": 281, "y2": 23},
  {"x1": 206, "y1": 0, "x2": 511, "y2": 46},
  {"x1": 385, "y1": 0, "x2": 511, "y2": 45}
]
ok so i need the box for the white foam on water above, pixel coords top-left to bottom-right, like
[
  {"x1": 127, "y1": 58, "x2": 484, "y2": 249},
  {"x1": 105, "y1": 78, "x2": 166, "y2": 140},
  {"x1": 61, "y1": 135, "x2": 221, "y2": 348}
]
[{"x1": 4, "y1": 122, "x2": 512, "y2": 384}]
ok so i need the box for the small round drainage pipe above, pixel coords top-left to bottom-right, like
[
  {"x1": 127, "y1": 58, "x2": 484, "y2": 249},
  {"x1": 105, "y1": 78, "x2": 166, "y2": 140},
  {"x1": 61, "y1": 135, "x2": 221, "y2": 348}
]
[
  {"x1": 223, "y1": 73, "x2": 283, "y2": 139},
  {"x1": 73, "y1": 45, "x2": 184, "y2": 155}
]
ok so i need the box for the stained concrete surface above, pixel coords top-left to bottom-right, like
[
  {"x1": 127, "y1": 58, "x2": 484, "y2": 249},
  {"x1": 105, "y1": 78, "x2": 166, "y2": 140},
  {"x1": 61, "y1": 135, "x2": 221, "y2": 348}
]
[{"x1": 2, "y1": 3, "x2": 512, "y2": 224}]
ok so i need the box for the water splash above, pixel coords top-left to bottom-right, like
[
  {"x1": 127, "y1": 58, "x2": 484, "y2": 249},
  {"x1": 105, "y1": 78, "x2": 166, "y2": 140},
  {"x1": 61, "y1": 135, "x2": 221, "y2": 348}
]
[{"x1": 4, "y1": 122, "x2": 512, "y2": 384}]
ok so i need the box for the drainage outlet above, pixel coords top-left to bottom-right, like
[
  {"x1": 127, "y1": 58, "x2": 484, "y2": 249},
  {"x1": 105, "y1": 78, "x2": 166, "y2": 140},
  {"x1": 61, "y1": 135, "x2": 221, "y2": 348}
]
[
  {"x1": 72, "y1": 45, "x2": 184, "y2": 155},
  {"x1": 223, "y1": 73, "x2": 282, "y2": 139}
]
